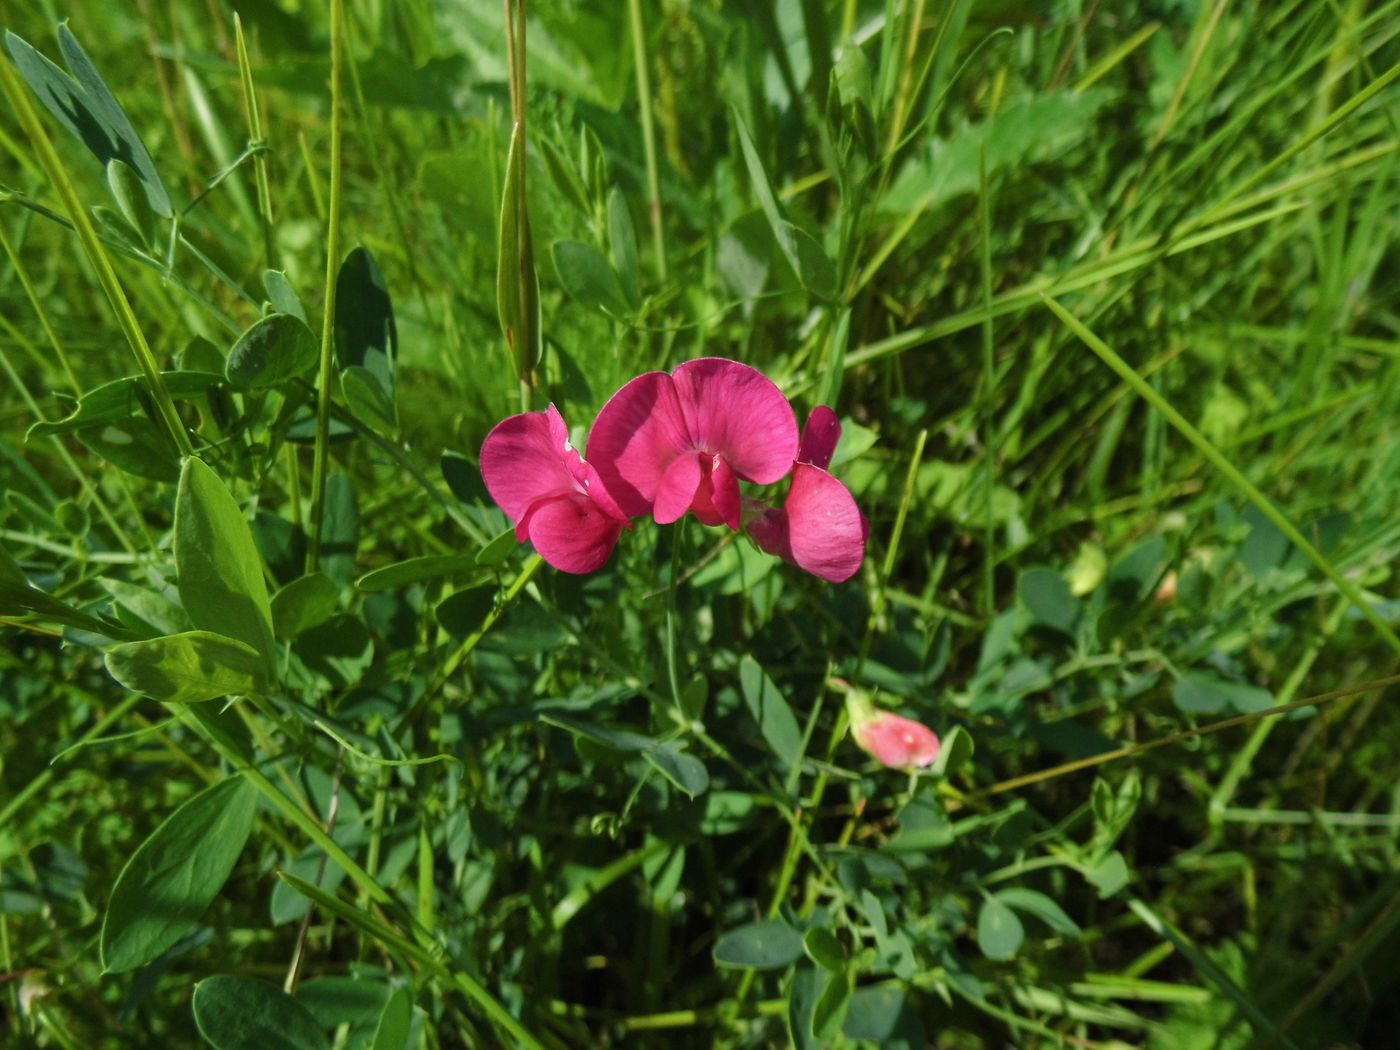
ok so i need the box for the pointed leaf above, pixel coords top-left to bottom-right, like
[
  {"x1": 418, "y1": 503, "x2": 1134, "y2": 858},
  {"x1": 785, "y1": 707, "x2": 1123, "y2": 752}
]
[
  {"x1": 5, "y1": 27, "x2": 171, "y2": 216},
  {"x1": 739, "y1": 655, "x2": 804, "y2": 768},
  {"x1": 105, "y1": 631, "x2": 268, "y2": 703},
  {"x1": 607, "y1": 186, "x2": 640, "y2": 309},
  {"x1": 101, "y1": 775, "x2": 257, "y2": 972},
  {"x1": 714, "y1": 919, "x2": 805, "y2": 969},
  {"x1": 552, "y1": 239, "x2": 632, "y2": 317},
  {"x1": 271, "y1": 573, "x2": 339, "y2": 642},
  {"x1": 176, "y1": 458, "x2": 276, "y2": 665}
]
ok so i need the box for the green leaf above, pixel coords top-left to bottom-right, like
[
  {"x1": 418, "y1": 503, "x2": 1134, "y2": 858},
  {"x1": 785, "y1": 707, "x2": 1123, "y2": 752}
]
[
  {"x1": 101, "y1": 775, "x2": 257, "y2": 972},
  {"x1": 435, "y1": 586, "x2": 496, "y2": 639},
  {"x1": 843, "y1": 985, "x2": 918, "y2": 1042},
  {"x1": 929, "y1": 725, "x2": 974, "y2": 778},
  {"x1": 5, "y1": 27, "x2": 172, "y2": 217},
  {"x1": 295, "y1": 979, "x2": 391, "y2": 1029},
  {"x1": 738, "y1": 656, "x2": 804, "y2": 768},
  {"x1": 341, "y1": 366, "x2": 397, "y2": 433},
  {"x1": 334, "y1": 246, "x2": 398, "y2": 429},
  {"x1": 802, "y1": 927, "x2": 845, "y2": 972},
  {"x1": 713, "y1": 919, "x2": 805, "y2": 969},
  {"x1": 552, "y1": 239, "x2": 632, "y2": 317},
  {"x1": 176, "y1": 458, "x2": 276, "y2": 666},
  {"x1": 318, "y1": 472, "x2": 360, "y2": 586},
  {"x1": 271, "y1": 573, "x2": 339, "y2": 642},
  {"x1": 1086, "y1": 850, "x2": 1130, "y2": 898},
  {"x1": 370, "y1": 987, "x2": 413, "y2": 1050},
  {"x1": 1018, "y1": 567, "x2": 1079, "y2": 635},
  {"x1": 643, "y1": 741, "x2": 709, "y2": 797},
  {"x1": 334, "y1": 247, "x2": 397, "y2": 384},
  {"x1": 193, "y1": 975, "x2": 329, "y2": 1050},
  {"x1": 607, "y1": 187, "x2": 641, "y2": 310},
  {"x1": 225, "y1": 313, "x2": 318, "y2": 388},
  {"x1": 356, "y1": 555, "x2": 486, "y2": 592},
  {"x1": 780, "y1": 221, "x2": 838, "y2": 300},
  {"x1": 977, "y1": 895, "x2": 1024, "y2": 960},
  {"x1": 1173, "y1": 672, "x2": 1274, "y2": 715},
  {"x1": 1, "y1": 565, "x2": 132, "y2": 639},
  {"x1": 263, "y1": 270, "x2": 307, "y2": 322},
  {"x1": 996, "y1": 888, "x2": 1081, "y2": 937},
  {"x1": 734, "y1": 114, "x2": 836, "y2": 301},
  {"x1": 27, "y1": 372, "x2": 222, "y2": 438},
  {"x1": 497, "y1": 122, "x2": 542, "y2": 378},
  {"x1": 810, "y1": 965, "x2": 852, "y2": 1041},
  {"x1": 76, "y1": 418, "x2": 179, "y2": 482},
  {"x1": 106, "y1": 158, "x2": 156, "y2": 246},
  {"x1": 476, "y1": 526, "x2": 519, "y2": 567},
  {"x1": 105, "y1": 631, "x2": 268, "y2": 703},
  {"x1": 539, "y1": 135, "x2": 591, "y2": 216}
]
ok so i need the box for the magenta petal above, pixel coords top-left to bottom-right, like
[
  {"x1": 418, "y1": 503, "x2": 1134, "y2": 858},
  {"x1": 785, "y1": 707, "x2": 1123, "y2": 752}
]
[
  {"x1": 671, "y1": 358, "x2": 797, "y2": 483},
  {"x1": 747, "y1": 504, "x2": 791, "y2": 561},
  {"x1": 704, "y1": 456, "x2": 741, "y2": 530},
  {"x1": 523, "y1": 493, "x2": 624, "y2": 574},
  {"x1": 587, "y1": 372, "x2": 691, "y2": 516},
  {"x1": 798, "y1": 406, "x2": 841, "y2": 470},
  {"x1": 481, "y1": 406, "x2": 581, "y2": 524},
  {"x1": 784, "y1": 463, "x2": 867, "y2": 582},
  {"x1": 855, "y1": 712, "x2": 941, "y2": 769},
  {"x1": 653, "y1": 451, "x2": 703, "y2": 524}
]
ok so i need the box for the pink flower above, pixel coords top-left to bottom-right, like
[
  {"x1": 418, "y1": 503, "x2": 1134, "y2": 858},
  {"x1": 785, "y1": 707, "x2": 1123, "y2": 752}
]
[
  {"x1": 480, "y1": 405, "x2": 631, "y2": 574},
  {"x1": 586, "y1": 358, "x2": 798, "y2": 531},
  {"x1": 745, "y1": 406, "x2": 868, "y2": 583},
  {"x1": 847, "y1": 692, "x2": 940, "y2": 770}
]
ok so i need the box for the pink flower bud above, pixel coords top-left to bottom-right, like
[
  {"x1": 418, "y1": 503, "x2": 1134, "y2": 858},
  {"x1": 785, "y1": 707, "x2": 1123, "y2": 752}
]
[{"x1": 846, "y1": 693, "x2": 940, "y2": 770}]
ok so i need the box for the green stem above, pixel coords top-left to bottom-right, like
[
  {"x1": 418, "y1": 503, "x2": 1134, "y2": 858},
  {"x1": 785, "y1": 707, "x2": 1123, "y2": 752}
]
[
  {"x1": 628, "y1": 0, "x2": 667, "y2": 280},
  {"x1": 307, "y1": 0, "x2": 346, "y2": 574},
  {"x1": 234, "y1": 14, "x2": 278, "y2": 270},
  {"x1": 279, "y1": 872, "x2": 549, "y2": 1050},
  {"x1": 1043, "y1": 294, "x2": 1400, "y2": 658},
  {"x1": 0, "y1": 51, "x2": 192, "y2": 458},
  {"x1": 0, "y1": 693, "x2": 143, "y2": 830}
]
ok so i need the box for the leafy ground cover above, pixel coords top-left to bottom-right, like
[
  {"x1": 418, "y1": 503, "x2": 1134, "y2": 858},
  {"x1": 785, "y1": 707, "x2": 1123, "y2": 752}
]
[{"x1": 3, "y1": 1, "x2": 1400, "y2": 1047}]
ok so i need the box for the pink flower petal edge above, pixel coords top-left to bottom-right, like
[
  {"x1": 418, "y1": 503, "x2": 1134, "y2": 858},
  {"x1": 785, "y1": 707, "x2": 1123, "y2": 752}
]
[
  {"x1": 480, "y1": 404, "x2": 630, "y2": 574},
  {"x1": 746, "y1": 408, "x2": 868, "y2": 583},
  {"x1": 588, "y1": 358, "x2": 797, "y2": 527}
]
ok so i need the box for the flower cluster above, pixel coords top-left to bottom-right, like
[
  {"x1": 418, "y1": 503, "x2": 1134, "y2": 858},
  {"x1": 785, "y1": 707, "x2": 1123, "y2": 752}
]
[{"x1": 480, "y1": 358, "x2": 868, "y2": 580}]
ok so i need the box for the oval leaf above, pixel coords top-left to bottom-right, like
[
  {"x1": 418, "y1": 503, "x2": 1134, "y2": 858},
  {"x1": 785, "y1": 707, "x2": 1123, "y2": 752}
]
[
  {"x1": 271, "y1": 573, "x2": 340, "y2": 642},
  {"x1": 977, "y1": 896, "x2": 1025, "y2": 960},
  {"x1": 193, "y1": 975, "x2": 328, "y2": 1050},
  {"x1": 105, "y1": 630, "x2": 268, "y2": 703},
  {"x1": 101, "y1": 775, "x2": 257, "y2": 972},
  {"x1": 225, "y1": 313, "x2": 317, "y2": 388},
  {"x1": 713, "y1": 919, "x2": 805, "y2": 970}
]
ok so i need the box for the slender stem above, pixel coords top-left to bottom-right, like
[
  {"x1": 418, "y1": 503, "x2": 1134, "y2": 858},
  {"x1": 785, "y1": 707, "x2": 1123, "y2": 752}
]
[
  {"x1": 664, "y1": 523, "x2": 686, "y2": 722},
  {"x1": 307, "y1": 0, "x2": 346, "y2": 573},
  {"x1": 1043, "y1": 294, "x2": 1400, "y2": 657},
  {"x1": 628, "y1": 0, "x2": 667, "y2": 280},
  {"x1": 967, "y1": 673, "x2": 1400, "y2": 802},
  {"x1": 0, "y1": 694, "x2": 143, "y2": 830},
  {"x1": 235, "y1": 13, "x2": 278, "y2": 270},
  {"x1": 0, "y1": 52, "x2": 192, "y2": 457}
]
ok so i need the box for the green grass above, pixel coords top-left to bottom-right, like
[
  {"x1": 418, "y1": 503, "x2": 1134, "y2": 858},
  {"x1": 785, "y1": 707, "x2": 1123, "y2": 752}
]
[{"x1": 3, "y1": 1, "x2": 1400, "y2": 1047}]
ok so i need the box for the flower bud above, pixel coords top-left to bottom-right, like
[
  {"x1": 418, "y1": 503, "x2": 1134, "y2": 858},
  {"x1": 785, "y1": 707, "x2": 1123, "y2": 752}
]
[{"x1": 846, "y1": 692, "x2": 940, "y2": 771}]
